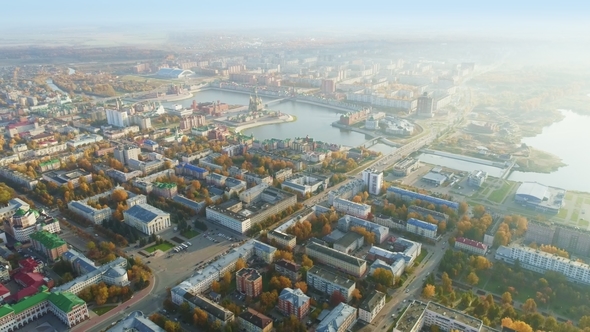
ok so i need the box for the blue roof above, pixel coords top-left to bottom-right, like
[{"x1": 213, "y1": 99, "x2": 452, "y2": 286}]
[
  {"x1": 62, "y1": 250, "x2": 97, "y2": 273},
  {"x1": 69, "y1": 201, "x2": 95, "y2": 214},
  {"x1": 407, "y1": 218, "x2": 438, "y2": 231},
  {"x1": 387, "y1": 186, "x2": 459, "y2": 210},
  {"x1": 125, "y1": 204, "x2": 168, "y2": 223},
  {"x1": 177, "y1": 163, "x2": 207, "y2": 173},
  {"x1": 144, "y1": 140, "x2": 157, "y2": 146}
]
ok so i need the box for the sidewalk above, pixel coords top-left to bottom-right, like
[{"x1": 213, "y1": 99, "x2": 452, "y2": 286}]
[{"x1": 72, "y1": 275, "x2": 156, "y2": 332}]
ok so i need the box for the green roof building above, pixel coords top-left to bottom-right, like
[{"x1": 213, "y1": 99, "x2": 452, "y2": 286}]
[
  {"x1": 30, "y1": 231, "x2": 68, "y2": 261},
  {"x1": 0, "y1": 286, "x2": 89, "y2": 329}
]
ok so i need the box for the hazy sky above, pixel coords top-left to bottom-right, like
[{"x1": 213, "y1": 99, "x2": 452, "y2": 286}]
[{"x1": 3, "y1": 0, "x2": 589, "y2": 37}]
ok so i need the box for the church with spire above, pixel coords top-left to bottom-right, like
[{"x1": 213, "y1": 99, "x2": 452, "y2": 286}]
[{"x1": 248, "y1": 88, "x2": 263, "y2": 112}]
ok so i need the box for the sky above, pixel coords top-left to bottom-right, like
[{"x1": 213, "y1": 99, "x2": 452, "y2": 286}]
[{"x1": 2, "y1": 0, "x2": 589, "y2": 38}]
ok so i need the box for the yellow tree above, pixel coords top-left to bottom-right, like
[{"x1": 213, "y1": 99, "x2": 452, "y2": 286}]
[
  {"x1": 422, "y1": 284, "x2": 436, "y2": 298},
  {"x1": 235, "y1": 258, "x2": 247, "y2": 270},
  {"x1": 294, "y1": 281, "x2": 308, "y2": 293},
  {"x1": 466, "y1": 272, "x2": 479, "y2": 285}
]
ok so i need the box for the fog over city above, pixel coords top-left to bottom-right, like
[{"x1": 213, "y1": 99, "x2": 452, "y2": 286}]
[{"x1": 0, "y1": 1, "x2": 590, "y2": 332}]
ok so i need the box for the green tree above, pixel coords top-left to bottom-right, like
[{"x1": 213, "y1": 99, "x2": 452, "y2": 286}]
[{"x1": 466, "y1": 272, "x2": 479, "y2": 285}]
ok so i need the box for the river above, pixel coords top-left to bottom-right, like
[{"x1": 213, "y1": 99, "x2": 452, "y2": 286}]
[
  {"x1": 164, "y1": 89, "x2": 397, "y2": 153},
  {"x1": 508, "y1": 110, "x2": 590, "y2": 192},
  {"x1": 169, "y1": 90, "x2": 589, "y2": 192}
]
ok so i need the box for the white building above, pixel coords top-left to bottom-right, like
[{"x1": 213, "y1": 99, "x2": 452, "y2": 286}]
[
  {"x1": 358, "y1": 290, "x2": 385, "y2": 323},
  {"x1": 124, "y1": 204, "x2": 171, "y2": 235},
  {"x1": 206, "y1": 205, "x2": 251, "y2": 234},
  {"x1": 467, "y1": 170, "x2": 487, "y2": 188},
  {"x1": 406, "y1": 218, "x2": 438, "y2": 239},
  {"x1": 495, "y1": 245, "x2": 590, "y2": 285},
  {"x1": 106, "y1": 109, "x2": 129, "y2": 127},
  {"x1": 171, "y1": 241, "x2": 256, "y2": 304},
  {"x1": 337, "y1": 215, "x2": 389, "y2": 244},
  {"x1": 362, "y1": 168, "x2": 383, "y2": 195},
  {"x1": 53, "y1": 257, "x2": 128, "y2": 294},
  {"x1": 455, "y1": 237, "x2": 488, "y2": 256},
  {"x1": 316, "y1": 303, "x2": 357, "y2": 332},
  {"x1": 333, "y1": 197, "x2": 371, "y2": 219},
  {"x1": 239, "y1": 183, "x2": 269, "y2": 204},
  {"x1": 281, "y1": 173, "x2": 329, "y2": 196}
]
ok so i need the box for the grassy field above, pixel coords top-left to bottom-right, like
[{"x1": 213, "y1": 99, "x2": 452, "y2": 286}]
[
  {"x1": 557, "y1": 207, "x2": 569, "y2": 219},
  {"x1": 93, "y1": 305, "x2": 117, "y2": 316},
  {"x1": 571, "y1": 209, "x2": 580, "y2": 222},
  {"x1": 415, "y1": 249, "x2": 429, "y2": 265},
  {"x1": 576, "y1": 197, "x2": 584, "y2": 208},
  {"x1": 566, "y1": 192, "x2": 575, "y2": 200},
  {"x1": 181, "y1": 229, "x2": 200, "y2": 239},
  {"x1": 488, "y1": 181, "x2": 515, "y2": 204},
  {"x1": 579, "y1": 219, "x2": 589, "y2": 228},
  {"x1": 145, "y1": 241, "x2": 175, "y2": 253}
]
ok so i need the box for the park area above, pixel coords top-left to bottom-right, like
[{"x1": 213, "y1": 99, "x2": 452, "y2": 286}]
[
  {"x1": 181, "y1": 229, "x2": 200, "y2": 239},
  {"x1": 145, "y1": 241, "x2": 174, "y2": 253}
]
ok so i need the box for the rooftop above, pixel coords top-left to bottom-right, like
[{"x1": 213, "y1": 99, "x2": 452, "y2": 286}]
[
  {"x1": 30, "y1": 231, "x2": 66, "y2": 249},
  {"x1": 334, "y1": 232, "x2": 364, "y2": 248},
  {"x1": 426, "y1": 301, "x2": 483, "y2": 329},
  {"x1": 110, "y1": 310, "x2": 165, "y2": 332},
  {"x1": 359, "y1": 290, "x2": 385, "y2": 312},
  {"x1": 307, "y1": 266, "x2": 355, "y2": 288},
  {"x1": 124, "y1": 204, "x2": 169, "y2": 223},
  {"x1": 153, "y1": 182, "x2": 177, "y2": 189},
  {"x1": 236, "y1": 268, "x2": 262, "y2": 282},
  {"x1": 306, "y1": 242, "x2": 367, "y2": 267},
  {"x1": 455, "y1": 237, "x2": 488, "y2": 250},
  {"x1": 407, "y1": 218, "x2": 438, "y2": 231},
  {"x1": 279, "y1": 287, "x2": 309, "y2": 307},
  {"x1": 316, "y1": 303, "x2": 357, "y2": 332},
  {"x1": 238, "y1": 308, "x2": 272, "y2": 329},
  {"x1": 268, "y1": 230, "x2": 296, "y2": 242},
  {"x1": 395, "y1": 300, "x2": 427, "y2": 332}
]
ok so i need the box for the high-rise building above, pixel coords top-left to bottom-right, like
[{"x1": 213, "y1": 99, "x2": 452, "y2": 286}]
[
  {"x1": 106, "y1": 109, "x2": 129, "y2": 127},
  {"x1": 278, "y1": 288, "x2": 310, "y2": 320},
  {"x1": 361, "y1": 168, "x2": 383, "y2": 195},
  {"x1": 321, "y1": 79, "x2": 336, "y2": 94},
  {"x1": 114, "y1": 145, "x2": 140, "y2": 166},
  {"x1": 236, "y1": 268, "x2": 262, "y2": 298},
  {"x1": 416, "y1": 92, "x2": 434, "y2": 117},
  {"x1": 179, "y1": 115, "x2": 206, "y2": 131}
]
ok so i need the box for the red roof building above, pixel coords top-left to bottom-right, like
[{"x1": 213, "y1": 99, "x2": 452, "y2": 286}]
[
  {"x1": 18, "y1": 258, "x2": 42, "y2": 273},
  {"x1": 0, "y1": 284, "x2": 10, "y2": 301},
  {"x1": 454, "y1": 237, "x2": 488, "y2": 255}
]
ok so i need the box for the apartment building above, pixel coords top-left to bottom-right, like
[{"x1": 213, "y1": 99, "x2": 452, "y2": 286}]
[
  {"x1": 406, "y1": 218, "x2": 438, "y2": 239},
  {"x1": 274, "y1": 259, "x2": 301, "y2": 283},
  {"x1": 306, "y1": 266, "x2": 356, "y2": 302},
  {"x1": 171, "y1": 241, "x2": 256, "y2": 304},
  {"x1": 316, "y1": 303, "x2": 357, "y2": 332},
  {"x1": 337, "y1": 215, "x2": 389, "y2": 244},
  {"x1": 236, "y1": 268, "x2": 263, "y2": 298},
  {"x1": 394, "y1": 300, "x2": 491, "y2": 332},
  {"x1": 183, "y1": 293, "x2": 234, "y2": 327},
  {"x1": 333, "y1": 197, "x2": 371, "y2": 219},
  {"x1": 238, "y1": 308, "x2": 273, "y2": 332},
  {"x1": 30, "y1": 231, "x2": 68, "y2": 262},
  {"x1": 454, "y1": 237, "x2": 488, "y2": 256},
  {"x1": 358, "y1": 290, "x2": 386, "y2": 323},
  {"x1": 305, "y1": 242, "x2": 367, "y2": 277},
  {"x1": 387, "y1": 186, "x2": 459, "y2": 211},
  {"x1": 278, "y1": 287, "x2": 310, "y2": 320},
  {"x1": 267, "y1": 230, "x2": 296, "y2": 250},
  {"x1": 362, "y1": 168, "x2": 383, "y2": 195},
  {"x1": 495, "y1": 245, "x2": 590, "y2": 285}
]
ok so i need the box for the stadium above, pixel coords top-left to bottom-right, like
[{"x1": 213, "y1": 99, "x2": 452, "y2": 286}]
[{"x1": 514, "y1": 181, "x2": 565, "y2": 213}]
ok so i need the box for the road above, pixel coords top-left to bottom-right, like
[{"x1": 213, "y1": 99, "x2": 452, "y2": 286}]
[
  {"x1": 372, "y1": 233, "x2": 451, "y2": 331},
  {"x1": 85, "y1": 229, "x2": 240, "y2": 332}
]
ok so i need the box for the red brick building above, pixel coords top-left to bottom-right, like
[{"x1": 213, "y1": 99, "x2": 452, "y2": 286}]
[{"x1": 236, "y1": 268, "x2": 262, "y2": 298}]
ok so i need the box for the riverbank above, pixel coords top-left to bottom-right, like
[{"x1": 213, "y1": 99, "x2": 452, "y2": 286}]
[
  {"x1": 233, "y1": 114, "x2": 295, "y2": 133},
  {"x1": 515, "y1": 147, "x2": 566, "y2": 173}
]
